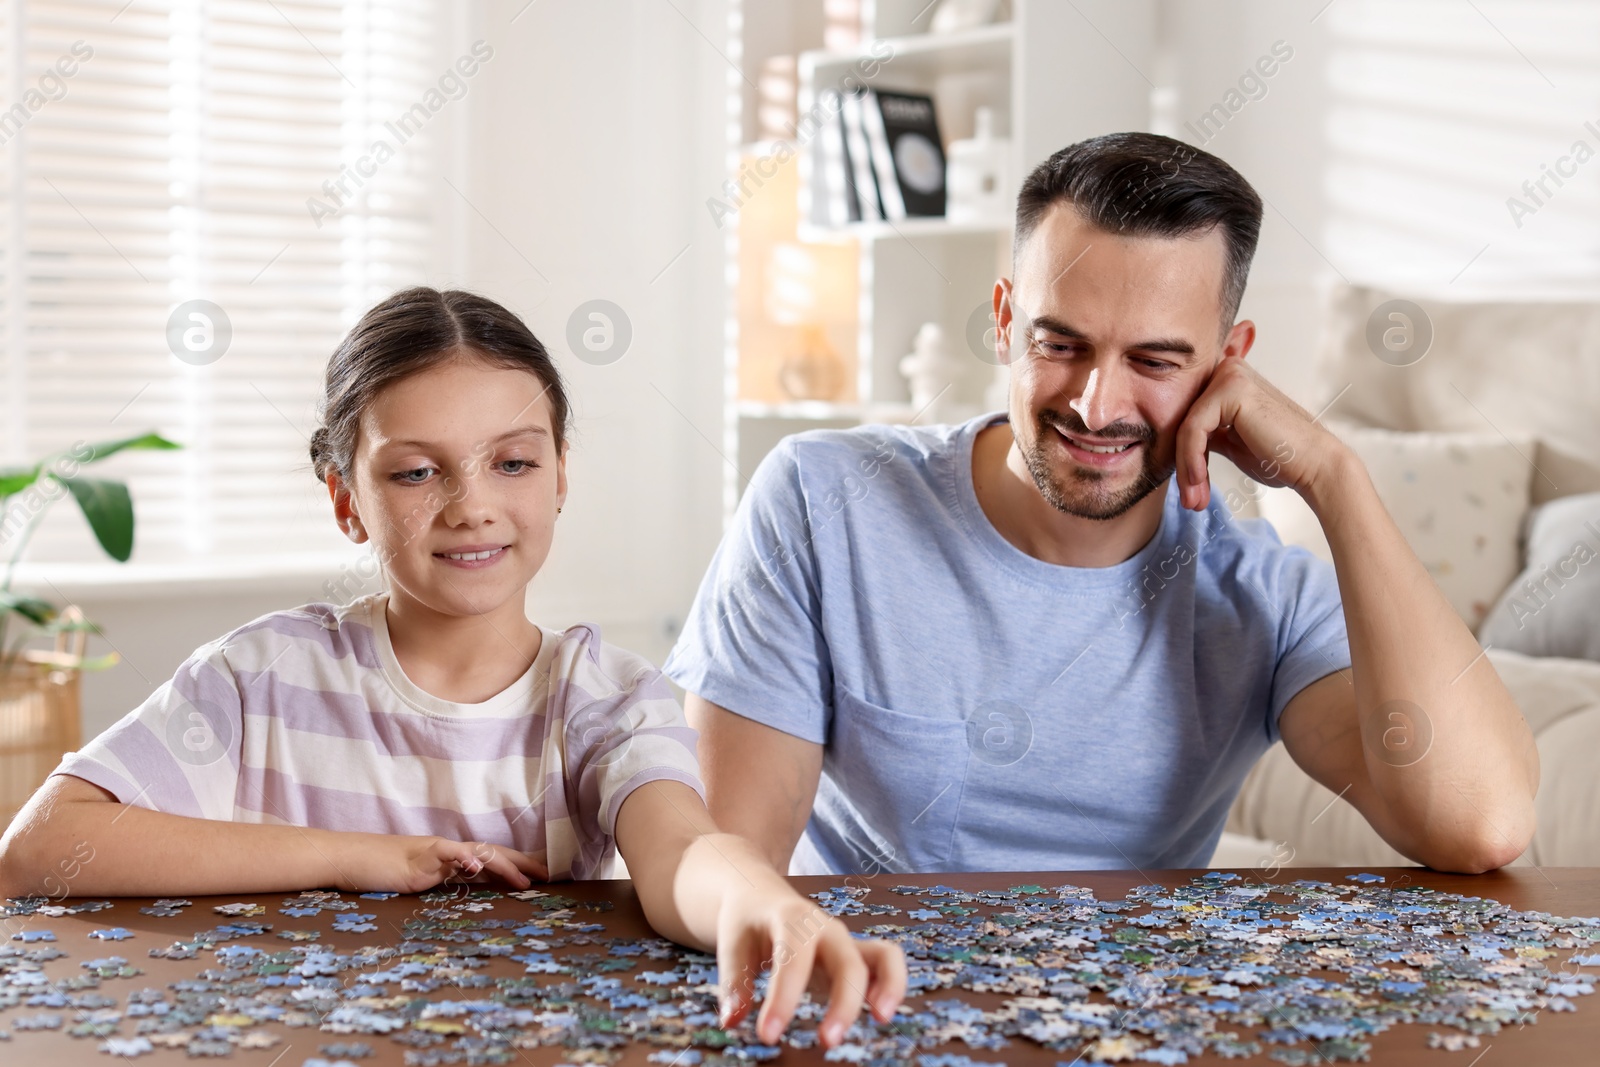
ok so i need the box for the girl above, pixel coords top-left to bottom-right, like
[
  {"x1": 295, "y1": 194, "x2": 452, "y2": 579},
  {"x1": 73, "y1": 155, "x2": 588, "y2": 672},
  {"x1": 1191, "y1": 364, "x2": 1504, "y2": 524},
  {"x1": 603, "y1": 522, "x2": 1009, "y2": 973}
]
[{"x1": 0, "y1": 287, "x2": 905, "y2": 1046}]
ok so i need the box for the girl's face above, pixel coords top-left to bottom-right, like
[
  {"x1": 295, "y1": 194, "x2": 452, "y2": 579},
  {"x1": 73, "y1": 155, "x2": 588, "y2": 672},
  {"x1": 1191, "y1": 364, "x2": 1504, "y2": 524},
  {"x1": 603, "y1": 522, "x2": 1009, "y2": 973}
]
[{"x1": 328, "y1": 352, "x2": 567, "y2": 623}]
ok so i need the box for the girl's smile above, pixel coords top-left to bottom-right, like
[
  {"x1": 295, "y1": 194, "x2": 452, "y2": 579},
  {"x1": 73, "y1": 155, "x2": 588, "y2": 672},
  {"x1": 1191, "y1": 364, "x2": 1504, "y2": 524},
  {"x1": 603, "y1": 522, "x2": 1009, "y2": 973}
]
[{"x1": 433, "y1": 543, "x2": 511, "y2": 567}]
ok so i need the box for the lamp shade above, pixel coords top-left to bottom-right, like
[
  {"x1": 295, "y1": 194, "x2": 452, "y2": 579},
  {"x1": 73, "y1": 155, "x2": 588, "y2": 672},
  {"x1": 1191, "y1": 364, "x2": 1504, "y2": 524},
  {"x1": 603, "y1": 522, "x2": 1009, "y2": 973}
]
[{"x1": 765, "y1": 241, "x2": 855, "y2": 326}]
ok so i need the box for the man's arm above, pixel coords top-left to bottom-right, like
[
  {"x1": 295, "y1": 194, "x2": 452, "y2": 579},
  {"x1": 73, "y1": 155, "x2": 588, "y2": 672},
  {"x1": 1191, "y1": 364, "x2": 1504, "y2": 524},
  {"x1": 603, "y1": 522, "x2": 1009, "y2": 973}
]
[
  {"x1": 685, "y1": 694, "x2": 823, "y2": 873},
  {"x1": 1275, "y1": 451, "x2": 1539, "y2": 872},
  {"x1": 1177, "y1": 358, "x2": 1539, "y2": 873}
]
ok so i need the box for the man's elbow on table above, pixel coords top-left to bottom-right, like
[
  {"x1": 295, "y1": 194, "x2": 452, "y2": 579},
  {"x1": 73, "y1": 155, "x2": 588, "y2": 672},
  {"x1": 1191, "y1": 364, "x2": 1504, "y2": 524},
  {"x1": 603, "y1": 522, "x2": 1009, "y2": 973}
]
[
  {"x1": 1413, "y1": 798, "x2": 1537, "y2": 875},
  {"x1": 1445, "y1": 745, "x2": 1541, "y2": 873}
]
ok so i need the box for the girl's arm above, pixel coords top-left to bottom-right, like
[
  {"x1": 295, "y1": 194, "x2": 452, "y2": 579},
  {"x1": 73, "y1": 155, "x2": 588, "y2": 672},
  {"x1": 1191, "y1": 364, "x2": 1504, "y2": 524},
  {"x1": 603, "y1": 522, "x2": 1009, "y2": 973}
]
[
  {"x1": 0, "y1": 774, "x2": 545, "y2": 898},
  {"x1": 614, "y1": 779, "x2": 907, "y2": 1049}
]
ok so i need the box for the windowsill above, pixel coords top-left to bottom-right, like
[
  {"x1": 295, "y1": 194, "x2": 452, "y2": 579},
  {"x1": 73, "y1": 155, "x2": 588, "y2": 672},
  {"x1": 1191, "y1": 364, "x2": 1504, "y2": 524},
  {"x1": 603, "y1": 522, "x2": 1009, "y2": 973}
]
[{"x1": 8, "y1": 551, "x2": 369, "y2": 602}]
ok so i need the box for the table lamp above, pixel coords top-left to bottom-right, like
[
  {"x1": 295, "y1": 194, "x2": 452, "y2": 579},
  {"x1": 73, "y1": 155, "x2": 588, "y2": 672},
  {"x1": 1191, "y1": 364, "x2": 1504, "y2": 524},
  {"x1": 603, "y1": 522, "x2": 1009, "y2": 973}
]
[{"x1": 765, "y1": 241, "x2": 855, "y2": 401}]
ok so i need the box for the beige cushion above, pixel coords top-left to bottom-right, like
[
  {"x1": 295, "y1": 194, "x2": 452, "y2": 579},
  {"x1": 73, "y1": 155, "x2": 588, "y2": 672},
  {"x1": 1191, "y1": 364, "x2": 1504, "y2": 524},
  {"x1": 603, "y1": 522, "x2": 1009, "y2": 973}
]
[
  {"x1": 1531, "y1": 709, "x2": 1600, "y2": 865},
  {"x1": 1315, "y1": 284, "x2": 1600, "y2": 505},
  {"x1": 1256, "y1": 423, "x2": 1533, "y2": 631},
  {"x1": 1207, "y1": 830, "x2": 1290, "y2": 872}
]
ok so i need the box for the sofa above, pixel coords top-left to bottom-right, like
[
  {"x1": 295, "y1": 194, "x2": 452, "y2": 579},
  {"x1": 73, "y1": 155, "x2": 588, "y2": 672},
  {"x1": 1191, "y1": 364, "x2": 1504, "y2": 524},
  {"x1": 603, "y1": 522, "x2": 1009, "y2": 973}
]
[{"x1": 1209, "y1": 283, "x2": 1600, "y2": 871}]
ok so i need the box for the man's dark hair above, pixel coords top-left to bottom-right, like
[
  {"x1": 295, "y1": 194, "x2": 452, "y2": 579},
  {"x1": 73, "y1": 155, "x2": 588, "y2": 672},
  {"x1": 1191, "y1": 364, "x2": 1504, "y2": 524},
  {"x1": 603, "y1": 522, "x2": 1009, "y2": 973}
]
[{"x1": 1014, "y1": 132, "x2": 1264, "y2": 327}]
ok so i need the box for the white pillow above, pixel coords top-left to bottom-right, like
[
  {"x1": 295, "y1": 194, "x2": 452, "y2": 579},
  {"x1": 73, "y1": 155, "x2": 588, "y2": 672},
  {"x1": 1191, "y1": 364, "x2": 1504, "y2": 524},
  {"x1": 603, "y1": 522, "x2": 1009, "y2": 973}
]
[
  {"x1": 1256, "y1": 424, "x2": 1535, "y2": 631},
  {"x1": 1478, "y1": 491, "x2": 1600, "y2": 662}
]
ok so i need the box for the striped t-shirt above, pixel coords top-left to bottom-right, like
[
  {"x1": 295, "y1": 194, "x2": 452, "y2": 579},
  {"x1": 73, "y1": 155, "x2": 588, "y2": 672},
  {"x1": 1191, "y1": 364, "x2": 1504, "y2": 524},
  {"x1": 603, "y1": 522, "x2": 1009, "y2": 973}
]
[{"x1": 53, "y1": 593, "x2": 704, "y2": 880}]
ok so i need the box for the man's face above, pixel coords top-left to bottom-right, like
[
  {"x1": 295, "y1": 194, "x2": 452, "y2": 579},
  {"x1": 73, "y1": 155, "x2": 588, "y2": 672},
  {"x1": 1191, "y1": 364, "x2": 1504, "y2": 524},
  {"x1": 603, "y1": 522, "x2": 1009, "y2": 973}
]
[{"x1": 997, "y1": 203, "x2": 1246, "y2": 521}]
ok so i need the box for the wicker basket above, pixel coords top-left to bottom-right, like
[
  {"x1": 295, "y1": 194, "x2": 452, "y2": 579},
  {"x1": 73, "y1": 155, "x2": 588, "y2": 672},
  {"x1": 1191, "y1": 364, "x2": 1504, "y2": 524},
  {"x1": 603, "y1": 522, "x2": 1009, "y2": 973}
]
[{"x1": 0, "y1": 606, "x2": 86, "y2": 830}]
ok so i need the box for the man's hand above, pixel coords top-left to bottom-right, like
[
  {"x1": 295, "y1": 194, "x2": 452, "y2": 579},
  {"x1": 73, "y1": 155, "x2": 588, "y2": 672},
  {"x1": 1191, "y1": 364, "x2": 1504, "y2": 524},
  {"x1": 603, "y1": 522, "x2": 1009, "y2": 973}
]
[
  {"x1": 340, "y1": 835, "x2": 548, "y2": 893},
  {"x1": 1173, "y1": 356, "x2": 1348, "y2": 510}
]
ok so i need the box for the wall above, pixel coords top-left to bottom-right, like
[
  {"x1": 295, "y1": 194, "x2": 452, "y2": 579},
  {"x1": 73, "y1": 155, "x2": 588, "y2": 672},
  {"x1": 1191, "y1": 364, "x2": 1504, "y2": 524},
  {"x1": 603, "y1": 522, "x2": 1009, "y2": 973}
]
[
  {"x1": 1157, "y1": 0, "x2": 1334, "y2": 409},
  {"x1": 445, "y1": 0, "x2": 726, "y2": 655}
]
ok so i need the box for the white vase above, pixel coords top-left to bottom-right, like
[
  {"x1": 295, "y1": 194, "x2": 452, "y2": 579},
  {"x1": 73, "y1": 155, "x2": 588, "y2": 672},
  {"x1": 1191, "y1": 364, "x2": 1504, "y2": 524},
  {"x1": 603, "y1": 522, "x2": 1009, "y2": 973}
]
[{"x1": 946, "y1": 107, "x2": 1011, "y2": 225}]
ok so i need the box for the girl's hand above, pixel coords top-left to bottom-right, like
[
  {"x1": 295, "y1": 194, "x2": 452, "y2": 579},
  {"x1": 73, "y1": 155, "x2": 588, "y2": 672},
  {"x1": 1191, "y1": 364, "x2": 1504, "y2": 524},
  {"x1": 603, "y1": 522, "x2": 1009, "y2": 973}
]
[
  {"x1": 613, "y1": 784, "x2": 906, "y2": 1045},
  {"x1": 716, "y1": 887, "x2": 907, "y2": 1047},
  {"x1": 340, "y1": 834, "x2": 549, "y2": 893}
]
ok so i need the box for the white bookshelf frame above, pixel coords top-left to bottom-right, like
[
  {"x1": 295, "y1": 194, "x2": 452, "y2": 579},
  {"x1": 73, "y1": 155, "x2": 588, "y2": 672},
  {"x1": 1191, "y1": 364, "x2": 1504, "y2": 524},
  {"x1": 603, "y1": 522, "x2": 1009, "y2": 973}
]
[{"x1": 720, "y1": 0, "x2": 1155, "y2": 521}]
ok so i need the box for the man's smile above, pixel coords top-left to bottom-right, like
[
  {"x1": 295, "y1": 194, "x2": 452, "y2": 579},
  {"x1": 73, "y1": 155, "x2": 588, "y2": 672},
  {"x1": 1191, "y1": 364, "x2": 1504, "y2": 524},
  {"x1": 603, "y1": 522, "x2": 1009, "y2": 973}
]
[
  {"x1": 1047, "y1": 422, "x2": 1147, "y2": 471},
  {"x1": 1056, "y1": 422, "x2": 1145, "y2": 460}
]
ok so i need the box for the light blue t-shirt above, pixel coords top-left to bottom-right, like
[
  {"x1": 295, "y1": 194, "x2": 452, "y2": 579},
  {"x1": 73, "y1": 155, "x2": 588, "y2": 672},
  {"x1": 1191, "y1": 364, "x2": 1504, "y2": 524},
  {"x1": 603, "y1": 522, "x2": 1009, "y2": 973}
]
[{"x1": 663, "y1": 412, "x2": 1351, "y2": 875}]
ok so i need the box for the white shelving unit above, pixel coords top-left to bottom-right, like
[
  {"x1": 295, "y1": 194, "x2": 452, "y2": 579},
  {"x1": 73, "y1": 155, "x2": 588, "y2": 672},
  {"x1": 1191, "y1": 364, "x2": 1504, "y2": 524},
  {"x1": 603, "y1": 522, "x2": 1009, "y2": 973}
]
[{"x1": 720, "y1": 0, "x2": 1155, "y2": 519}]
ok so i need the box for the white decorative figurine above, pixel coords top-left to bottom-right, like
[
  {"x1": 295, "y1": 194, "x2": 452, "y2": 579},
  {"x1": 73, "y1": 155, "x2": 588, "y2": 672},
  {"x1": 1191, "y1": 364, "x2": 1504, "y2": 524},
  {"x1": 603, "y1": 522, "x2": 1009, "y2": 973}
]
[{"x1": 899, "y1": 323, "x2": 971, "y2": 425}]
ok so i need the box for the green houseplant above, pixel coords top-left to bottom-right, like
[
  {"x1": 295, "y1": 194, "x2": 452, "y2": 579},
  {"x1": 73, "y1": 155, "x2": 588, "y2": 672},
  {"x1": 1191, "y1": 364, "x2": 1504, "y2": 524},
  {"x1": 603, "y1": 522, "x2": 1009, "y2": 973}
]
[
  {"x1": 0, "y1": 431, "x2": 180, "y2": 825},
  {"x1": 0, "y1": 432, "x2": 181, "y2": 671}
]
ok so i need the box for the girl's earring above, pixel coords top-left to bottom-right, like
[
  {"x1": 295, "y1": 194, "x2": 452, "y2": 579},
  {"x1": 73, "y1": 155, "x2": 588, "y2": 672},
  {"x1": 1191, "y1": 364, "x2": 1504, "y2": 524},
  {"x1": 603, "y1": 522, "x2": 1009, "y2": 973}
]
[{"x1": 557, "y1": 507, "x2": 562, "y2": 514}]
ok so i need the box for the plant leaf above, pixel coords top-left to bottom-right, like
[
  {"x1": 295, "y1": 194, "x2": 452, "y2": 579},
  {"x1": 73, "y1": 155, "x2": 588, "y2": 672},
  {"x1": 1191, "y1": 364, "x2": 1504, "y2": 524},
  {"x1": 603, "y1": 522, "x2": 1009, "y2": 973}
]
[
  {"x1": 40, "y1": 616, "x2": 102, "y2": 636},
  {"x1": 77, "y1": 433, "x2": 182, "y2": 465},
  {"x1": 24, "y1": 649, "x2": 120, "y2": 672},
  {"x1": 74, "y1": 652, "x2": 121, "y2": 672},
  {"x1": 0, "y1": 466, "x2": 42, "y2": 498},
  {"x1": 0, "y1": 592, "x2": 57, "y2": 625},
  {"x1": 60, "y1": 477, "x2": 135, "y2": 561}
]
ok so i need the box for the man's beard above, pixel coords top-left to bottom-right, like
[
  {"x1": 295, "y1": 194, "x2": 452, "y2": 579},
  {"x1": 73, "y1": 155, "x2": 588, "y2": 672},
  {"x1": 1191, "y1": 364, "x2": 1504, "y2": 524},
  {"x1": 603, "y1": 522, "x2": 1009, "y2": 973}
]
[{"x1": 1021, "y1": 408, "x2": 1171, "y2": 521}]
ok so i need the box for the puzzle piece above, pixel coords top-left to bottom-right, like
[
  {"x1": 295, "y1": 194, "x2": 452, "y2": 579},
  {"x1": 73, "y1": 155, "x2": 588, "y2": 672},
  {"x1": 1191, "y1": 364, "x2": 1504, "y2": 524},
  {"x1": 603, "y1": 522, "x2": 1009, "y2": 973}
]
[
  {"x1": 213, "y1": 902, "x2": 266, "y2": 916},
  {"x1": 100, "y1": 1036, "x2": 154, "y2": 1056},
  {"x1": 319, "y1": 1041, "x2": 374, "y2": 1057}
]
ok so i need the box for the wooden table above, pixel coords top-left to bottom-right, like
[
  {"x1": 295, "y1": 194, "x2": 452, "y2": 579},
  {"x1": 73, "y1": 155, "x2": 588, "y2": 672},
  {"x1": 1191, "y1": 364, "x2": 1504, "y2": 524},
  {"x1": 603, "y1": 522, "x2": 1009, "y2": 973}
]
[{"x1": 3, "y1": 867, "x2": 1596, "y2": 1065}]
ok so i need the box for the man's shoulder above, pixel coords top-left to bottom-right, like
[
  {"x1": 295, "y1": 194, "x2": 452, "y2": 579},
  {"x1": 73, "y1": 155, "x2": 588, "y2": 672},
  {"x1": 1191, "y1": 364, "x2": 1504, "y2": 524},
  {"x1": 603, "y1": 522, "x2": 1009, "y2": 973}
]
[{"x1": 773, "y1": 415, "x2": 992, "y2": 485}]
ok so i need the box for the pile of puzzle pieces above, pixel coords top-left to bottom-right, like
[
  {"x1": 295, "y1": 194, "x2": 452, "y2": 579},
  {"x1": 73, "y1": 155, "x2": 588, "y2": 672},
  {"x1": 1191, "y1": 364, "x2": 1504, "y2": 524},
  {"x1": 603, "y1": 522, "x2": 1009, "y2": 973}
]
[{"x1": 0, "y1": 872, "x2": 1595, "y2": 1065}]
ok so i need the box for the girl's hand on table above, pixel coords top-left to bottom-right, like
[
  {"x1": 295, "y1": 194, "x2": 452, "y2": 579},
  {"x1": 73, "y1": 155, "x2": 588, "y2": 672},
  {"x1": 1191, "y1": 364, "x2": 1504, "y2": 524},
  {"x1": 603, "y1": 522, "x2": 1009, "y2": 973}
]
[
  {"x1": 715, "y1": 883, "x2": 907, "y2": 1047},
  {"x1": 341, "y1": 834, "x2": 549, "y2": 893}
]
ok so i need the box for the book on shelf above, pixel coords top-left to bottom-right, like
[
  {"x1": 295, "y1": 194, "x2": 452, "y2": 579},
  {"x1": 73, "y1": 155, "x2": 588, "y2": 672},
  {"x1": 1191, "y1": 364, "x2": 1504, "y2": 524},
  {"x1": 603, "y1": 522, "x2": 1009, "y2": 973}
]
[
  {"x1": 859, "y1": 89, "x2": 904, "y2": 219},
  {"x1": 864, "y1": 88, "x2": 947, "y2": 218},
  {"x1": 817, "y1": 89, "x2": 855, "y2": 226},
  {"x1": 839, "y1": 88, "x2": 883, "y2": 221}
]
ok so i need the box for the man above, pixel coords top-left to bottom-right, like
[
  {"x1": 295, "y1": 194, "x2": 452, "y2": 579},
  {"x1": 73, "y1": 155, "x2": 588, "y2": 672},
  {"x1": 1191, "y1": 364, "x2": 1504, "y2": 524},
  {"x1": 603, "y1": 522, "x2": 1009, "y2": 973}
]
[{"x1": 664, "y1": 132, "x2": 1538, "y2": 876}]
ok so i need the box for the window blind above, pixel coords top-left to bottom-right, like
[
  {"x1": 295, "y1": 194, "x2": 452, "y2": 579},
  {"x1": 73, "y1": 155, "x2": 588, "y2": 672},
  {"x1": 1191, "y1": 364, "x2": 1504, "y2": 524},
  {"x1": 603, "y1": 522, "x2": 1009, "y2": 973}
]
[
  {"x1": 2, "y1": 0, "x2": 437, "y2": 566},
  {"x1": 1324, "y1": 0, "x2": 1600, "y2": 296}
]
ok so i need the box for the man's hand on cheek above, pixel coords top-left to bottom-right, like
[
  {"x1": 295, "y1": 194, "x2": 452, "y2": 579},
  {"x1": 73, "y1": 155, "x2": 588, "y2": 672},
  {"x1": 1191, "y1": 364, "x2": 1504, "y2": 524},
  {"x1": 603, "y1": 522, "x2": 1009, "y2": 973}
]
[{"x1": 1172, "y1": 358, "x2": 1347, "y2": 511}]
